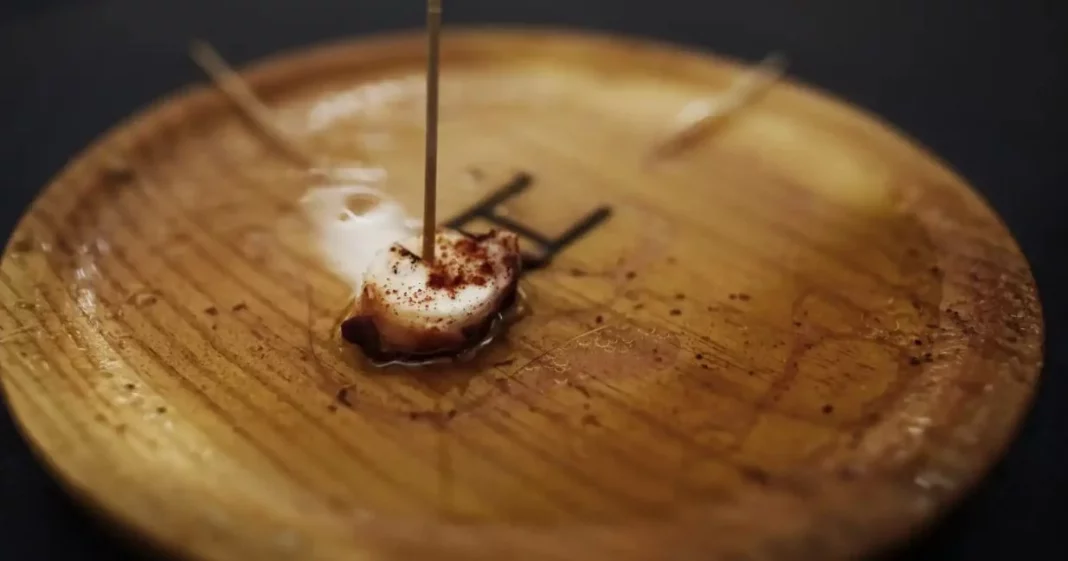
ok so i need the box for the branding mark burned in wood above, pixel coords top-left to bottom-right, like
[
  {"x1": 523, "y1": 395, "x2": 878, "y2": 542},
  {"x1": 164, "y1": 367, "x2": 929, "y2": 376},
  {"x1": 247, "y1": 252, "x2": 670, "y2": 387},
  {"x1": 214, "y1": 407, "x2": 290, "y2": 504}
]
[{"x1": 445, "y1": 172, "x2": 612, "y2": 272}]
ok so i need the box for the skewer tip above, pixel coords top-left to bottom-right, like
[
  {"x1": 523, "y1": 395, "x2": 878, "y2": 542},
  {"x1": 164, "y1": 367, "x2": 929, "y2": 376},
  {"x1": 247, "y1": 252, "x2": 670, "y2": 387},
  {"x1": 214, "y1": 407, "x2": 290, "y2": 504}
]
[
  {"x1": 650, "y1": 50, "x2": 789, "y2": 160},
  {"x1": 188, "y1": 39, "x2": 215, "y2": 61}
]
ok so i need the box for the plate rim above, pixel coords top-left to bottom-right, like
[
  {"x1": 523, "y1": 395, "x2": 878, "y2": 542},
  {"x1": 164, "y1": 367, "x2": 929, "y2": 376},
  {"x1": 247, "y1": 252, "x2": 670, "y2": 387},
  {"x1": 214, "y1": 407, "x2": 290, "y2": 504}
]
[{"x1": 0, "y1": 25, "x2": 1045, "y2": 561}]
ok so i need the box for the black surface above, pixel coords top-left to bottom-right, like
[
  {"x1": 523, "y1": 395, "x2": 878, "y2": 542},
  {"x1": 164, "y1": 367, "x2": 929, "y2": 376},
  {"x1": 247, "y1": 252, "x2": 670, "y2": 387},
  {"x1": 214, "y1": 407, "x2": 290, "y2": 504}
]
[{"x1": 1, "y1": 1, "x2": 1066, "y2": 560}]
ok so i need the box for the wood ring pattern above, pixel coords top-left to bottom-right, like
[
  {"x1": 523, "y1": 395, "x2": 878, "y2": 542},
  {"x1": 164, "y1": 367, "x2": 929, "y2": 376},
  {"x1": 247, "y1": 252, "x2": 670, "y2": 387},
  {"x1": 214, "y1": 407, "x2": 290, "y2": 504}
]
[{"x1": 0, "y1": 28, "x2": 1043, "y2": 561}]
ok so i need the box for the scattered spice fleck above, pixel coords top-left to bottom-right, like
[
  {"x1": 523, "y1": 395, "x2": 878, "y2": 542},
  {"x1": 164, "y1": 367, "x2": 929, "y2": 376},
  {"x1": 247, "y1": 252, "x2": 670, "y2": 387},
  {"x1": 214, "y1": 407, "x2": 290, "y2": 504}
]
[
  {"x1": 821, "y1": 404, "x2": 834, "y2": 414},
  {"x1": 675, "y1": 293, "x2": 685, "y2": 300},
  {"x1": 669, "y1": 309, "x2": 681, "y2": 316},
  {"x1": 427, "y1": 272, "x2": 448, "y2": 289},
  {"x1": 156, "y1": 406, "x2": 167, "y2": 414},
  {"x1": 101, "y1": 162, "x2": 135, "y2": 185},
  {"x1": 741, "y1": 466, "x2": 770, "y2": 485},
  {"x1": 729, "y1": 293, "x2": 737, "y2": 300},
  {"x1": 232, "y1": 302, "x2": 248, "y2": 312},
  {"x1": 394, "y1": 246, "x2": 419, "y2": 262},
  {"x1": 737, "y1": 293, "x2": 751, "y2": 302},
  {"x1": 570, "y1": 383, "x2": 591, "y2": 398},
  {"x1": 695, "y1": 353, "x2": 703, "y2": 360},
  {"x1": 54, "y1": 238, "x2": 72, "y2": 255},
  {"x1": 124, "y1": 383, "x2": 136, "y2": 391},
  {"x1": 204, "y1": 306, "x2": 218, "y2": 316},
  {"x1": 595, "y1": 315, "x2": 604, "y2": 324},
  {"x1": 129, "y1": 291, "x2": 157, "y2": 308},
  {"x1": 625, "y1": 271, "x2": 637, "y2": 280},
  {"x1": 570, "y1": 268, "x2": 586, "y2": 277},
  {"x1": 913, "y1": 338, "x2": 923, "y2": 346},
  {"x1": 908, "y1": 356, "x2": 922, "y2": 366},
  {"x1": 11, "y1": 238, "x2": 32, "y2": 253},
  {"x1": 336, "y1": 388, "x2": 354, "y2": 407}
]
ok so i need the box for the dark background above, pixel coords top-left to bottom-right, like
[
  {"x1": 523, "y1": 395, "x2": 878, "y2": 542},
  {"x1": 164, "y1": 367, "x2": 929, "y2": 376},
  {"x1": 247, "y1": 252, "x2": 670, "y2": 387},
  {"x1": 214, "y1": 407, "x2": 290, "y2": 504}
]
[{"x1": 1, "y1": 0, "x2": 1065, "y2": 559}]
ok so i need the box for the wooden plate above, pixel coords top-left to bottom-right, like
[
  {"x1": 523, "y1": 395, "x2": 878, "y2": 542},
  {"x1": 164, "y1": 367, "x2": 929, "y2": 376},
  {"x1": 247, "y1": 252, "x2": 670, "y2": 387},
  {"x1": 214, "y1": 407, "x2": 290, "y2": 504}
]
[{"x1": 0, "y1": 28, "x2": 1043, "y2": 561}]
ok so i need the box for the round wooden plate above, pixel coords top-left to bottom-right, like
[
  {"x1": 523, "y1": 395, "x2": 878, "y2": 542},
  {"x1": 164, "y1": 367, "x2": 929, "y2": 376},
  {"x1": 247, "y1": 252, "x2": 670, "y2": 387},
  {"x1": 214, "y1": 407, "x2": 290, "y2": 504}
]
[{"x1": 0, "y1": 28, "x2": 1043, "y2": 561}]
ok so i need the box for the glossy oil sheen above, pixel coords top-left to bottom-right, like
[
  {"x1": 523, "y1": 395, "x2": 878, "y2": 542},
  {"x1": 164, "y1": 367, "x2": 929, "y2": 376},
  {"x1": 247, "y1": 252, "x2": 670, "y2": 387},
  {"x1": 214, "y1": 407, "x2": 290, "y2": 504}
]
[{"x1": 0, "y1": 29, "x2": 1043, "y2": 561}]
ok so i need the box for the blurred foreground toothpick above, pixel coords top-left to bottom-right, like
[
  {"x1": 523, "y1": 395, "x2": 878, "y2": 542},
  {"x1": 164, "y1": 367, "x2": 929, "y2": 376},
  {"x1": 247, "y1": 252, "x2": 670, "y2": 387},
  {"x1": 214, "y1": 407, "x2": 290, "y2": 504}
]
[
  {"x1": 189, "y1": 40, "x2": 318, "y2": 169},
  {"x1": 652, "y1": 52, "x2": 787, "y2": 159},
  {"x1": 422, "y1": 0, "x2": 443, "y2": 265}
]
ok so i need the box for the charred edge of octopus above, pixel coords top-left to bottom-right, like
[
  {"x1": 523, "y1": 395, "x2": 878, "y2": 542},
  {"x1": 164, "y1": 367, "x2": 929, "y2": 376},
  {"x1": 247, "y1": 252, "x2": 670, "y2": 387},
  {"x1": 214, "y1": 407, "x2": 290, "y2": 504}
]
[{"x1": 339, "y1": 274, "x2": 521, "y2": 367}]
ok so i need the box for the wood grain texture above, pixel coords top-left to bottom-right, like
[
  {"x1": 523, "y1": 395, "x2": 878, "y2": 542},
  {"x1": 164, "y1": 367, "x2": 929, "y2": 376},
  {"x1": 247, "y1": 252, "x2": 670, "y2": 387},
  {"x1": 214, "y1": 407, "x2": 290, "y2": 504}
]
[{"x1": 0, "y1": 28, "x2": 1043, "y2": 561}]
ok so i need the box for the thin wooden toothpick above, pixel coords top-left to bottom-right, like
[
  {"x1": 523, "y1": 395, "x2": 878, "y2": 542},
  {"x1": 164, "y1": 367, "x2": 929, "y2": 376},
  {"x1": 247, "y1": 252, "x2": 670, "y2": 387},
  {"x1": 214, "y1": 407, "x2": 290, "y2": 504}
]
[
  {"x1": 652, "y1": 52, "x2": 787, "y2": 159},
  {"x1": 189, "y1": 40, "x2": 318, "y2": 169},
  {"x1": 422, "y1": 0, "x2": 443, "y2": 265}
]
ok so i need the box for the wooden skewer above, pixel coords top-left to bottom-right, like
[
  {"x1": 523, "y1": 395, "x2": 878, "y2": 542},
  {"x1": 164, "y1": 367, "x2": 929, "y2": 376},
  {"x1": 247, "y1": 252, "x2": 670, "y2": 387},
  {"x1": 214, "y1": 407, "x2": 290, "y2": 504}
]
[
  {"x1": 189, "y1": 40, "x2": 319, "y2": 169},
  {"x1": 422, "y1": 0, "x2": 443, "y2": 265},
  {"x1": 190, "y1": 41, "x2": 392, "y2": 194},
  {"x1": 652, "y1": 52, "x2": 787, "y2": 159}
]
